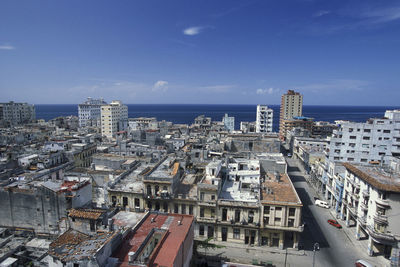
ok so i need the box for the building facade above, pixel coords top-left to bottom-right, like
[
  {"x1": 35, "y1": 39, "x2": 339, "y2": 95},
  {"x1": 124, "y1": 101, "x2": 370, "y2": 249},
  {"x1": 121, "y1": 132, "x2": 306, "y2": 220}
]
[
  {"x1": 327, "y1": 110, "x2": 400, "y2": 165},
  {"x1": 78, "y1": 97, "x2": 107, "y2": 127},
  {"x1": 101, "y1": 100, "x2": 128, "y2": 139},
  {"x1": 222, "y1": 113, "x2": 235, "y2": 132},
  {"x1": 0, "y1": 101, "x2": 35, "y2": 126},
  {"x1": 279, "y1": 90, "x2": 303, "y2": 140},
  {"x1": 256, "y1": 105, "x2": 273, "y2": 133}
]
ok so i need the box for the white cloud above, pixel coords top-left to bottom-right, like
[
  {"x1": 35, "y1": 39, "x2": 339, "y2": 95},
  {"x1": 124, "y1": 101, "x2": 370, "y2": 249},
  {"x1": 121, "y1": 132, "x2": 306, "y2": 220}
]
[
  {"x1": 360, "y1": 6, "x2": 400, "y2": 24},
  {"x1": 152, "y1": 80, "x2": 168, "y2": 92},
  {"x1": 183, "y1": 26, "x2": 204, "y2": 36},
  {"x1": 0, "y1": 44, "x2": 15, "y2": 50},
  {"x1": 256, "y1": 87, "x2": 279, "y2": 95},
  {"x1": 313, "y1": 10, "x2": 330, "y2": 17}
]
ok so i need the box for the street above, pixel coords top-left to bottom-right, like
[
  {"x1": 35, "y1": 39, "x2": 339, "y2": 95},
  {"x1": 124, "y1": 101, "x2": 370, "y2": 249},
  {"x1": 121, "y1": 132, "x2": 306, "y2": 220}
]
[
  {"x1": 195, "y1": 157, "x2": 386, "y2": 267},
  {"x1": 286, "y1": 158, "x2": 383, "y2": 267}
]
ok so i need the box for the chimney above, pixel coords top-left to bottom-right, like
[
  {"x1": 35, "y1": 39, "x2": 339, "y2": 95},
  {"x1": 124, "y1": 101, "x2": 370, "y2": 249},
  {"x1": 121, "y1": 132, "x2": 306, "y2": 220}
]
[{"x1": 128, "y1": 251, "x2": 135, "y2": 263}]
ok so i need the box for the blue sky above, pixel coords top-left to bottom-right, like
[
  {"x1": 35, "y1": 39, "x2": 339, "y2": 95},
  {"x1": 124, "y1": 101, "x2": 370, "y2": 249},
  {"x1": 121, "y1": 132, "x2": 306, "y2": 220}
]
[{"x1": 1, "y1": 0, "x2": 400, "y2": 105}]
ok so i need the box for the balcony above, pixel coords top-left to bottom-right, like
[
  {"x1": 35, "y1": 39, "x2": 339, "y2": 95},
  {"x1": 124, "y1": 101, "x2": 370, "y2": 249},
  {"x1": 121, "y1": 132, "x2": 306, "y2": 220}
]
[
  {"x1": 359, "y1": 202, "x2": 368, "y2": 211},
  {"x1": 366, "y1": 225, "x2": 396, "y2": 242},
  {"x1": 347, "y1": 205, "x2": 358, "y2": 216},
  {"x1": 362, "y1": 190, "x2": 370, "y2": 198},
  {"x1": 358, "y1": 216, "x2": 367, "y2": 226},
  {"x1": 375, "y1": 198, "x2": 390, "y2": 208},
  {"x1": 373, "y1": 213, "x2": 388, "y2": 224},
  {"x1": 196, "y1": 216, "x2": 216, "y2": 223}
]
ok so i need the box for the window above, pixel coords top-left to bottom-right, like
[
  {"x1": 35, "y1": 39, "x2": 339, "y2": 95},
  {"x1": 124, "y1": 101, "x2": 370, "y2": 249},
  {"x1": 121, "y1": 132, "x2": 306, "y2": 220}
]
[
  {"x1": 264, "y1": 206, "x2": 270, "y2": 214},
  {"x1": 189, "y1": 205, "x2": 193, "y2": 215},
  {"x1": 363, "y1": 136, "x2": 370, "y2": 140},
  {"x1": 211, "y1": 208, "x2": 215, "y2": 218},
  {"x1": 383, "y1": 130, "x2": 391, "y2": 133},
  {"x1": 199, "y1": 225, "x2": 204, "y2": 236},
  {"x1": 288, "y1": 219, "x2": 294, "y2": 227},
  {"x1": 200, "y1": 192, "x2": 204, "y2": 201},
  {"x1": 211, "y1": 195, "x2": 215, "y2": 200},
  {"x1": 233, "y1": 228, "x2": 240, "y2": 239},
  {"x1": 181, "y1": 204, "x2": 186, "y2": 214},
  {"x1": 174, "y1": 204, "x2": 179, "y2": 213},
  {"x1": 248, "y1": 211, "x2": 254, "y2": 223},
  {"x1": 349, "y1": 136, "x2": 356, "y2": 139},
  {"x1": 200, "y1": 207, "x2": 204, "y2": 217},
  {"x1": 289, "y1": 208, "x2": 296, "y2": 217},
  {"x1": 275, "y1": 207, "x2": 282, "y2": 211},
  {"x1": 235, "y1": 210, "x2": 241, "y2": 222}
]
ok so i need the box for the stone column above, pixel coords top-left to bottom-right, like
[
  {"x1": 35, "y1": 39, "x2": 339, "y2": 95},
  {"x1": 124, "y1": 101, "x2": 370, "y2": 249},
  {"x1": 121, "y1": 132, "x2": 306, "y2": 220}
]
[
  {"x1": 367, "y1": 236, "x2": 374, "y2": 256},
  {"x1": 346, "y1": 208, "x2": 350, "y2": 227},
  {"x1": 355, "y1": 222, "x2": 361, "y2": 240},
  {"x1": 293, "y1": 232, "x2": 298, "y2": 249},
  {"x1": 279, "y1": 232, "x2": 284, "y2": 250}
]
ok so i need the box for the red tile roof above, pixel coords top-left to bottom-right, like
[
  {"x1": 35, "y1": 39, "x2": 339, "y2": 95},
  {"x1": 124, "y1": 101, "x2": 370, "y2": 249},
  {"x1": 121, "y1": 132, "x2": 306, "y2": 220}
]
[{"x1": 114, "y1": 213, "x2": 194, "y2": 267}]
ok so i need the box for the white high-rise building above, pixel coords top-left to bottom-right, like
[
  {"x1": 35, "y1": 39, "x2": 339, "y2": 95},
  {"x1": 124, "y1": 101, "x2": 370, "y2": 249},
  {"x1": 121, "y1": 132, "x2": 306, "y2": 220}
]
[
  {"x1": 101, "y1": 100, "x2": 128, "y2": 139},
  {"x1": 256, "y1": 105, "x2": 273, "y2": 133},
  {"x1": 78, "y1": 97, "x2": 107, "y2": 127},
  {"x1": 327, "y1": 110, "x2": 400, "y2": 165},
  {"x1": 222, "y1": 113, "x2": 235, "y2": 132},
  {"x1": 0, "y1": 101, "x2": 35, "y2": 126}
]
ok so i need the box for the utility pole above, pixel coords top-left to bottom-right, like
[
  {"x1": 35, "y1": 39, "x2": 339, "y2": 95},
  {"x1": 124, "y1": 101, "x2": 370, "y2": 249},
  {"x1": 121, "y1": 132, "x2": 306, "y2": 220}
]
[{"x1": 313, "y1": 242, "x2": 320, "y2": 267}]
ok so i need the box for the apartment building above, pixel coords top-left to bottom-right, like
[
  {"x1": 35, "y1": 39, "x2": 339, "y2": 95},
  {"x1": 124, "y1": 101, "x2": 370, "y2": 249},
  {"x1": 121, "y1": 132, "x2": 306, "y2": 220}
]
[
  {"x1": 281, "y1": 117, "x2": 314, "y2": 142},
  {"x1": 341, "y1": 163, "x2": 400, "y2": 264},
  {"x1": 327, "y1": 110, "x2": 400, "y2": 165},
  {"x1": 279, "y1": 90, "x2": 303, "y2": 140},
  {"x1": 78, "y1": 97, "x2": 107, "y2": 127},
  {"x1": 222, "y1": 113, "x2": 235, "y2": 132},
  {"x1": 101, "y1": 100, "x2": 128, "y2": 139},
  {"x1": 256, "y1": 105, "x2": 273, "y2": 133},
  {"x1": 0, "y1": 101, "x2": 35, "y2": 126}
]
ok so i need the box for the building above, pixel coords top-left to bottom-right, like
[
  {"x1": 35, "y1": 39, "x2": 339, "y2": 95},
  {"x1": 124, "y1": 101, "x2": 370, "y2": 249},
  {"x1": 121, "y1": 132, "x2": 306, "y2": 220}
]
[
  {"x1": 281, "y1": 117, "x2": 314, "y2": 142},
  {"x1": 327, "y1": 110, "x2": 400, "y2": 165},
  {"x1": 341, "y1": 163, "x2": 400, "y2": 264},
  {"x1": 312, "y1": 121, "x2": 338, "y2": 137},
  {"x1": 78, "y1": 97, "x2": 107, "y2": 127},
  {"x1": 240, "y1": 121, "x2": 256, "y2": 133},
  {"x1": 0, "y1": 101, "x2": 35, "y2": 126},
  {"x1": 114, "y1": 212, "x2": 194, "y2": 267},
  {"x1": 279, "y1": 90, "x2": 303, "y2": 140},
  {"x1": 101, "y1": 100, "x2": 128, "y2": 139},
  {"x1": 256, "y1": 105, "x2": 273, "y2": 133},
  {"x1": 222, "y1": 113, "x2": 235, "y2": 132}
]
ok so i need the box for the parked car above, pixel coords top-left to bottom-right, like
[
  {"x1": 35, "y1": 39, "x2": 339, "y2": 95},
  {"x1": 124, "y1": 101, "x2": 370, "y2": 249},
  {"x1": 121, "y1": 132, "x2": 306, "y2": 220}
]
[
  {"x1": 327, "y1": 219, "x2": 342, "y2": 228},
  {"x1": 355, "y1": 259, "x2": 374, "y2": 267},
  {"x1": 315, "y1": 200, "x2": 329, "y2": 208},
  {"x1": 287, "y1": 153, "x2": 292, "y2": 157}
]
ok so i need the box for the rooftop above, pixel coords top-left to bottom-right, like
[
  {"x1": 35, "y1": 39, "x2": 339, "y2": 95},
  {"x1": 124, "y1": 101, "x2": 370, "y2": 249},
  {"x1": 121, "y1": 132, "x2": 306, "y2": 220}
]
[
  {"x1": 114, "y1": 212, "x2": 194, "y2": 267},
  {"x1": 49, "y1": 229, "x2": 118, "y2": 262},
  {"x1": 343, "y1": 163, "x2": 400, "y2": 193},
  {"x1": 261, "y1": 172, "x2": 302, "y2": 205}
]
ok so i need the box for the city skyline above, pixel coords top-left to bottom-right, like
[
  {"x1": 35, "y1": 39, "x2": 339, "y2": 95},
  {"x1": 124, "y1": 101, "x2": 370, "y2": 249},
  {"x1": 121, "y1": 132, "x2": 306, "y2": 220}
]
[{"x1": 1, "y1": 0, "x2": 400, "y2": 105}]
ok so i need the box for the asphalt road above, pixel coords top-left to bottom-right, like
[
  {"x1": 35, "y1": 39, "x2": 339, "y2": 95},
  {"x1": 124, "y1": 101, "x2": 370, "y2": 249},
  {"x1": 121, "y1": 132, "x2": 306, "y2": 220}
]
[{"x1": 286, "y1": 158, "x2": 381, "y2": 267}]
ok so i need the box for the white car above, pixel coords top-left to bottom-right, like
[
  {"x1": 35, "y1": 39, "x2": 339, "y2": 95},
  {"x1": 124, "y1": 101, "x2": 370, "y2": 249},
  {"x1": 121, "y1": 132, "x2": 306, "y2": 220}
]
[{"x1": 315, "y1": 200, "x2": 330, "y2": 209}]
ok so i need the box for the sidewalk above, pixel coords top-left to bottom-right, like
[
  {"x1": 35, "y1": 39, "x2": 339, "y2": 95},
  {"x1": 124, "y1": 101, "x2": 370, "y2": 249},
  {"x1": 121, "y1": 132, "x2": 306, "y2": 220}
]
[{"x1": 295, "y1": 159, "x2": 390, "y2": 267}]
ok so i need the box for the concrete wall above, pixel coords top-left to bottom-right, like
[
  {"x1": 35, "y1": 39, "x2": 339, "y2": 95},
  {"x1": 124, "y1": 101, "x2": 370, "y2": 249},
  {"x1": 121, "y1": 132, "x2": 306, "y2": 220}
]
[{"x1": 0, "y1": 187, "x2": 66, "y2": 235}]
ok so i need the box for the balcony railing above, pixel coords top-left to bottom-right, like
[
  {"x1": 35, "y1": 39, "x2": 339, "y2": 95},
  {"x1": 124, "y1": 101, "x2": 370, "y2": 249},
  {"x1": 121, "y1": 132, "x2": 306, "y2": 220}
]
[
  {"x1": 366, "y1": 225, "x2": 396, "y2": 242},
  {"x1": 362, "y1": 190, "x2": 370, "y2": 197},
  {"x1": 373, "y1": 213, "x2": 388, "y2": 224},
  {"x1": 375, "y1": 198, "x2": 390, "y2": 208}
]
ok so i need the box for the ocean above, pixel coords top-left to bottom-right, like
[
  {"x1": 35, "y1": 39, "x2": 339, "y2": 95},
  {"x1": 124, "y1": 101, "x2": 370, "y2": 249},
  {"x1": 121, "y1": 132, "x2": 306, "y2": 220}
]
[{"x1": 35, "y1": 104, "x2": 400, "y2": 132}]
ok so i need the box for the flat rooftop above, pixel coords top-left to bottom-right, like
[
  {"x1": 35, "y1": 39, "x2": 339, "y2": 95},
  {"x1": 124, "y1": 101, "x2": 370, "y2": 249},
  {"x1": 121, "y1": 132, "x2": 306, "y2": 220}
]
[
  {"x1": 261, "y1": 172, "x2": 302, "y2": 205},
  {"x1": 110, "y1": 163, "x2": 152, "y2": 193}
]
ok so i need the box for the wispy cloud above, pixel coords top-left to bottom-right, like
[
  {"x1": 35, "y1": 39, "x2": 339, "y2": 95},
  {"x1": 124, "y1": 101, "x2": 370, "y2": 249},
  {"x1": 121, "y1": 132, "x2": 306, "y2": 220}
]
[
  {"x1": 360, "y1": 6, "x2": 400, "y2": 24},
  {"x1": 183, "y1": 26, "x2": 205, "y2": 36},
  {"x1": 313, "y1": 10, "x2": 330, "y2": 17},
  {"x1": 256, "y1": 87, "x2": 280, "y2": 95},
  {"x1": 152, "y1": 80, "x2": 168, "y2": 92},
  {"x1": 295, "y1": 79, "x2": 369, "y2": 93},
  {"x1": 0, "y1": 44, "x2": 15, "y2": 50}
]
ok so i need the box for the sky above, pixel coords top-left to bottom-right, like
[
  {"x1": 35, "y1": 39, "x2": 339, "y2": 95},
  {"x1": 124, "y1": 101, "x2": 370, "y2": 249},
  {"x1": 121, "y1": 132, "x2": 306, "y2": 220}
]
[{"x1": 0, "y1": 0, "x2": 400, "y2": 105}]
